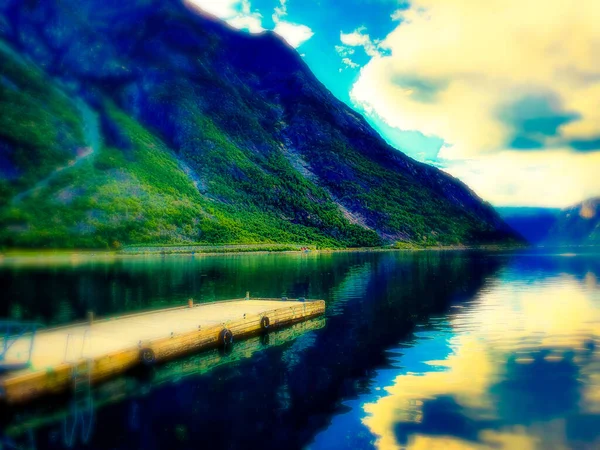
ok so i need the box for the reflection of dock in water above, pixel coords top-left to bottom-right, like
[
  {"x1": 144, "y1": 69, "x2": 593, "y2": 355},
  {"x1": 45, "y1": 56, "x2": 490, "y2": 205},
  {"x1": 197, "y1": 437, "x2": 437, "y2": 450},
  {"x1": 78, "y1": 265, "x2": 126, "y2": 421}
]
[
  {"x1": 0, "y1": 298, "x2": 325, "y2": 404},
  {"x1": 0, "y1": 316, "x2": 325, "y2": 443},
  {"x1": 151, "y1": 315, "x2": 325, "y2": 385}
]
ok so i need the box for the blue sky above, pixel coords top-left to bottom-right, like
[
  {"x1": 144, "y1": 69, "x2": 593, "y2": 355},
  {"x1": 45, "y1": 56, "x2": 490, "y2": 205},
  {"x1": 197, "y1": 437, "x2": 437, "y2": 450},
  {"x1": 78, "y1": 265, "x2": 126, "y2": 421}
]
[
  {"x1": 249, "y1": 0, "x2": 398, "y2": 101},
  {"x1": 188, "y1": 0, "x2": 600, "y2": 207},
  {"x1": 245, "y1": 0, "x2": 444, "y2": 161}
]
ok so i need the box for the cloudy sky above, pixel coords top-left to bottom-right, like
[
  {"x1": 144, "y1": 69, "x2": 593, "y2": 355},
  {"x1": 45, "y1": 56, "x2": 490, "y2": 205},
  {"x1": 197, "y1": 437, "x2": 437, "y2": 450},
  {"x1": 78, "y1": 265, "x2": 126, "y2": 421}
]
[{"x1": 188, "y1": 0, "x2": 600, "y2": 208}]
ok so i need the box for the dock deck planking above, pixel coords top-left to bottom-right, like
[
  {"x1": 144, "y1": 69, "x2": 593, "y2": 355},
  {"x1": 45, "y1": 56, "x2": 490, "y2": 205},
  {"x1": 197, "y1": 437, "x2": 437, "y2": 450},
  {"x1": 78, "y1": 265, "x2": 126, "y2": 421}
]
[{"x1": 0, "y1": 298, "x2": 325, "y2": 403}]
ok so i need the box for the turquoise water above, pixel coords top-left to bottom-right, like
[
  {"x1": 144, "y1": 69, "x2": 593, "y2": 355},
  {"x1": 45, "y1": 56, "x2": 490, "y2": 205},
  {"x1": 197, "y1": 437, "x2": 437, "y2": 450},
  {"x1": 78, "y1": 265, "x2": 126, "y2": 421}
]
[{"x1": 1, "y1": 249, "x2": 599, "y2": 449}]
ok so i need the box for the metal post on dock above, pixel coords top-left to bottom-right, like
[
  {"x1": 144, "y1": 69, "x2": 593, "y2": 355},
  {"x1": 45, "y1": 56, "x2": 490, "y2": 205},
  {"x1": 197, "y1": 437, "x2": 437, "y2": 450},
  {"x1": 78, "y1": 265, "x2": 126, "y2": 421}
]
[{"x1": 245, "y1": 291, "x2": 250, "y2": 300}]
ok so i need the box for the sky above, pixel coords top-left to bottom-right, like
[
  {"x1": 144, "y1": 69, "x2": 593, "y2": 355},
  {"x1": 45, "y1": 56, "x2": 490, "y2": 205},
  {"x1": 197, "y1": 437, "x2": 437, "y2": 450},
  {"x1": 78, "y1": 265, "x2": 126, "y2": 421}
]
[{"x1": 187, "y1": 0, "x2": 600, "y2": 208}]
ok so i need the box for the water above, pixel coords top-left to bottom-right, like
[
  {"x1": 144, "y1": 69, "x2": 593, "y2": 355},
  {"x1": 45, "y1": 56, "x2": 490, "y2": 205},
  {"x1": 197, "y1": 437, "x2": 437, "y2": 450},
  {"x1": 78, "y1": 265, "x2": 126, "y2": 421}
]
[{"x1": 0, "y1": 249, "x2": 599, "y2": 449}]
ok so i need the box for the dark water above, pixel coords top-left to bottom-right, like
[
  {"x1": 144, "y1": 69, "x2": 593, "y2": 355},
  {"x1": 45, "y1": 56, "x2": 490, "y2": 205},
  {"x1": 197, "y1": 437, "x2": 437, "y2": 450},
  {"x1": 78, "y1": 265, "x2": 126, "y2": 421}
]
[{"x1": 1, "y1": 249, "x2": 599, "y2": 449}]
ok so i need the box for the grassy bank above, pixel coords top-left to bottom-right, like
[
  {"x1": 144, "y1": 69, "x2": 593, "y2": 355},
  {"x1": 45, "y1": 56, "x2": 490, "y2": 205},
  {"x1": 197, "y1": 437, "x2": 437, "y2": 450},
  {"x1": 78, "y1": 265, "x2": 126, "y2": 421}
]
[
  {"x1": 0, "y1": 241, "x2": 530, "y2": 264},
  {"x1": 119, "y1": 243, "x2": 318, "y2": 255},
  {"x1": 0, "y1": 244, "x2": 319, "y2": 264}
]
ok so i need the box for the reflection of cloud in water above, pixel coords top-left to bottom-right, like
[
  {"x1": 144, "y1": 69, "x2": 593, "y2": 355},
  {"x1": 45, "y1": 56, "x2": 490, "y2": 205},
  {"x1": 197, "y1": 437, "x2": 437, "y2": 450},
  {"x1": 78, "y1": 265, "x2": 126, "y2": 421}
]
[{"x1": 362, "y1": 274, "x2": 600, "y2": 449}]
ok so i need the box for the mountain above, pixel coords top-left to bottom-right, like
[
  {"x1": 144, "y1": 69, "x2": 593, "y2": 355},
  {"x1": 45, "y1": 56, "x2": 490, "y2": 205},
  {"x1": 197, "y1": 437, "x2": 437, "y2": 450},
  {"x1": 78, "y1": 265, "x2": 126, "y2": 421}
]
[
  {"x1": 496, "y1": 199, "x2": 600, "y2": 246},
  {"x1": 496, "y1": 207, "x2": 559, "y2": 244},
  {"x1": 544, "y1": 198, "x2": 600, "y2": 246},
  {"x1": 0, "y1": 0, "x2": 521, "y2": 249}
]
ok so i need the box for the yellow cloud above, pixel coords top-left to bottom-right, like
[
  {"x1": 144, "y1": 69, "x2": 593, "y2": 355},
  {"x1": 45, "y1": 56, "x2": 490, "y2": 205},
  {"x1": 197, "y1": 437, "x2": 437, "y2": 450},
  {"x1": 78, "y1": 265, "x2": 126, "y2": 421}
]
[
  {"x1": 349, "y1": 0, "x2": 600, "y2": 205},
  {"x1": 442, "y1": 149, "x2": 600, "y2": 207}
]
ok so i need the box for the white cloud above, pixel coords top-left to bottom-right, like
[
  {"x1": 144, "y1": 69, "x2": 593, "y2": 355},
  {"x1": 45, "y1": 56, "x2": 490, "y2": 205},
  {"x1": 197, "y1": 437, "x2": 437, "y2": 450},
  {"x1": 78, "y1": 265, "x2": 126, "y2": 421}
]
[
  {"x1": 341, "y1": 58, "x2": 359, "y2": 69},
  {"x1": 334, "y1": 45, "x2": 354, "y2": 58},
  {"x1": 390, "y1": 9, "x2": 404, "y2": 21},
  {"x1": 349, "y1": 0, "x2": 600, "y2": 206},
  {"x1": 273, "y1": 21, "x2": 314, "y2": 48},
  {"x1": 186, "y1": 0, "x2": 313, "y2": 47},
  {"x1": 272, "y1": 0, "x2": 288, "y2": 23},
  {"x1": 186, "y1": 0, "x2": 239, "y2": 18},
  {"x1": 340, "y1": 28, "x2": 369, "y2": 47},
  {"x1": 335, "y1": 45, "x2": 360, "y2": 70},
  {"x1": 340, "y1": 26, "x2": 381, "y2": 57},
  {"x1": 271, "y1": 0, "x2": 314, "y2": 48},
  {"x1": 185, "y1": 0, "x2": 264, "y2": 33},
  {"x1": 227, "y1": 14, "x2": 263, "y2": 33}
]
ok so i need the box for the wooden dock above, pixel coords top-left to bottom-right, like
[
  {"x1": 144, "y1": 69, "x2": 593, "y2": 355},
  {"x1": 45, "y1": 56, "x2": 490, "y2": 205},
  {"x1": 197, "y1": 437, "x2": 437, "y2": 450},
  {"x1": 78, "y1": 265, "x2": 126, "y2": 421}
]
[
  {"x1": 2, "y1": 317, "x2": 326, "y2": 440},
  {"x1": 0, "y1": 298, "x2": 325, "y2": 404}
]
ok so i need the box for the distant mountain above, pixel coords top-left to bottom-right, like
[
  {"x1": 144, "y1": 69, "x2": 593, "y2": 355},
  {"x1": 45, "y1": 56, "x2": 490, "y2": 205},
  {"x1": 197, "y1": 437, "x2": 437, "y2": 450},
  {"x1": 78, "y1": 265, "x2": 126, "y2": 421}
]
[
  {"x1": 544, "y1": 198, "x2": 600, "y2": 246},
  {"x1": 0, "y1": 0, "x2": 521, "y2": 249},
  {"x1": 497, "y1": 199, "x2": 600, "y2": 246},
  {"x1": 496, "y1": 207, "x2": 559, "y2": 244}
]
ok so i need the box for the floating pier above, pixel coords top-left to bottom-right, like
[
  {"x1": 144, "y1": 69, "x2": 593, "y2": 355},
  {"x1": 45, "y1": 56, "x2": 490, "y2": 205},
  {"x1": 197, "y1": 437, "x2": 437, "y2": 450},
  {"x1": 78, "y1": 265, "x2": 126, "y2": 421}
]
[
  {"x1": 2, "y1": 317, "x2": 326, "y2": 442},
  {"x1": 0, "y1": 298, "x2": 325, "y2": 404}
]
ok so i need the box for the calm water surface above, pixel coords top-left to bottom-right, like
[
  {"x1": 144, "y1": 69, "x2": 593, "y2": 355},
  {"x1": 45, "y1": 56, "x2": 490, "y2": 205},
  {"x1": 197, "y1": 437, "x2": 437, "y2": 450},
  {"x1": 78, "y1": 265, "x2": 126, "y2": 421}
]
[{"x1": 0, "y1": 249, "x2": 599, "y2": 449}]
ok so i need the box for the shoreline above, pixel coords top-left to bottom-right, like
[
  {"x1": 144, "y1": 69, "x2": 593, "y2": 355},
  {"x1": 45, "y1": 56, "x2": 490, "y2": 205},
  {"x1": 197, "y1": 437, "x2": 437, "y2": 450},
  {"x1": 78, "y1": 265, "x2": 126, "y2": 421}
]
[
  {"x1": 0, "y1": 242, "x2": 531, "y2": 261},
  {"x1": 1, "y1": 243, "x2": 598, "y2": 267}
]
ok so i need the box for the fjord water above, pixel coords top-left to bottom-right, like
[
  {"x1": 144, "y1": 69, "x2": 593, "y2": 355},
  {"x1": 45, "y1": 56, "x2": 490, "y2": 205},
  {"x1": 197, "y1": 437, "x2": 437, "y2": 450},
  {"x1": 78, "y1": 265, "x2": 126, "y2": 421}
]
[{"x1": 1, "y1": 249, "x2": 599, "y2": 449}]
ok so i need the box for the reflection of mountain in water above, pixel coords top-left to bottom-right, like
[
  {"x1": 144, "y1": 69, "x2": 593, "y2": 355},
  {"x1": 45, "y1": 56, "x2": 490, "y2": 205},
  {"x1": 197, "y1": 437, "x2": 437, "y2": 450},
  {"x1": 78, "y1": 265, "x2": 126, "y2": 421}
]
[{"x1": 0, "y1": 251, "x2": 505, "y2": 449}]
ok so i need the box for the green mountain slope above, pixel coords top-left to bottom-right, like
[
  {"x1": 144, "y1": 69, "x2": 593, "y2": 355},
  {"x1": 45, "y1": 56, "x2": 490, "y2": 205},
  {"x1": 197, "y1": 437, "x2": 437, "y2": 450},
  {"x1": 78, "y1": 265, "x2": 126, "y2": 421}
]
[{"x1": 0, "y1": 0, "x2": 521, "y2": 249}]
